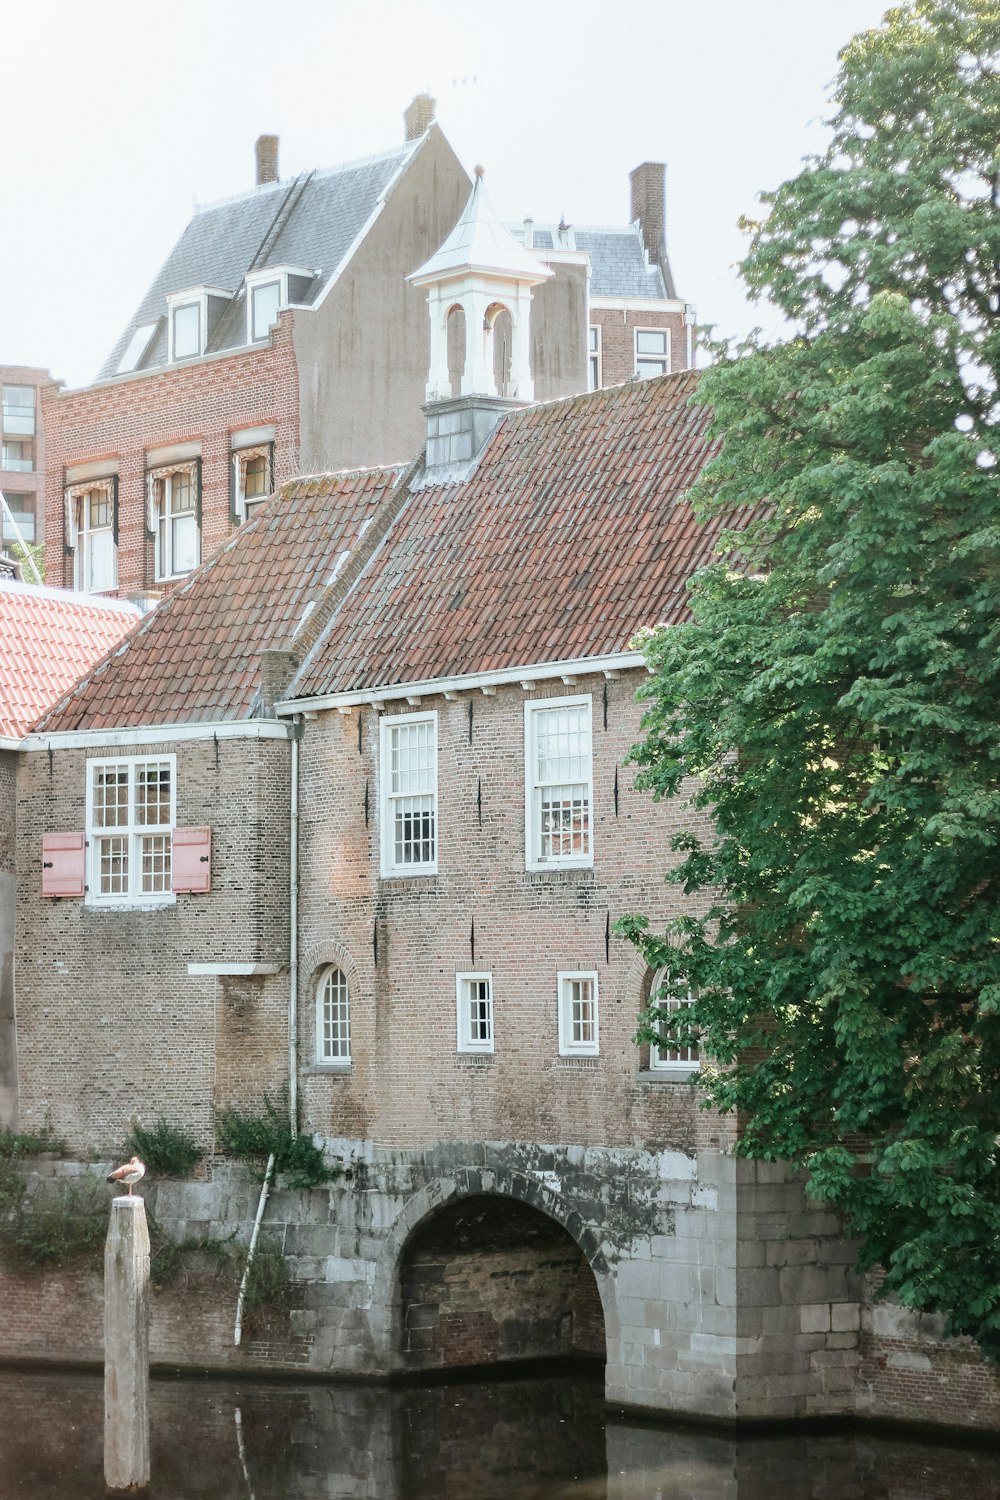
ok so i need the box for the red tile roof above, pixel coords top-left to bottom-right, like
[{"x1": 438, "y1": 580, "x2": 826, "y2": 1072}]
[
  {"x1": 293, "y1": 371, "x2": 720, "y2": 697},
  {"x1": 0, "y1": 582, "x2": 139, "y2": 741},
  {"x1": 36, "y1": 372, "x2": 727, "y2": 733},
  {"x1": 38, "y1": 467, "x2": 401, "y2": 732}
]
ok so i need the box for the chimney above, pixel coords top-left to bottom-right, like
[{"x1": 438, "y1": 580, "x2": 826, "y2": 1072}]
[
  {"x1": 629, "y1": 160, "x2": 676, "y2": 298},
  {"x1": 404, "y1": 94, "x2": 436, "y2": 142},
  {"x1": 255, "y1": 134, "x2": 279, "y2": 186},
  {"x1": 523, "y1": 217, "x2": 534, "y2": 250}
]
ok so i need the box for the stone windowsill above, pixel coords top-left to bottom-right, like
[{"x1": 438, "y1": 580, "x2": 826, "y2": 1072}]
[{"x1": 302, "y1": 1063, "x2": 353, "y2": 1076}]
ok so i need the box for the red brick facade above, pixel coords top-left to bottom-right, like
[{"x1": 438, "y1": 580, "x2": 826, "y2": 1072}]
[{"x1": 41, "y1": 323, "x2": 299, "y2": 597}]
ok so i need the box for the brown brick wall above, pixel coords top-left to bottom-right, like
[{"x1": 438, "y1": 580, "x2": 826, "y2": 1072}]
[
  {"x1": 591, "y1": 307, "x2": 688, "y2": 388},
  {"x1": 40, "y1": 328, "x2": 299, "y2": 595},
  {"x1": 297, "y1": 670, "x2": 731, "y2": 1155},
  {"x1": 14, "y1": 734, "x2": 291, "y2": 1150}
]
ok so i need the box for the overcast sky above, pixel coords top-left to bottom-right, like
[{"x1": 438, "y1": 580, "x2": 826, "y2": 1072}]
[{"x1": 2, "y1": 0, "x2": 891, "y2": 390}]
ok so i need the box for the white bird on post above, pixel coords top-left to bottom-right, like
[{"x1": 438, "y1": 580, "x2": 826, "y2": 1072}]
[{"x1": 106, "y1": 1156, "x2": 146, "y2": 1196}]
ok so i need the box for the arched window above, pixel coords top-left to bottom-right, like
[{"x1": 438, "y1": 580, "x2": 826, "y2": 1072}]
[
  {"x1": 648, "y1": 966, "x2": 698, "y2": 1076},
  {"x1": 316, "y1": 967, "x2": 351, "y2": 1063},
  {"x1": 446, "y1": 304, "x2": 466, "y2": 398},
  {"x1": 486, "y1": 303, "x2": 513, "y2": 396}
]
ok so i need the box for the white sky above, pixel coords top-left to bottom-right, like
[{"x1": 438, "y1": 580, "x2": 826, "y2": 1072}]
[{"x1": 1, "y1": 0, "x2": 891, "y2": 390}]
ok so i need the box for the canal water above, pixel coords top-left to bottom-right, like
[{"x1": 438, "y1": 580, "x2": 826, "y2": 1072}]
[{"x1": 2, "y1": 1365, "x2": 1000, "y2": 1499}]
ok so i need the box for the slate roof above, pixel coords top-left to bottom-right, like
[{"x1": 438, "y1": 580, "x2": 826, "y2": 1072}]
[
  {"x1": 97, "y1": 142, "x2": 422, "y2": 381},
  {"x1": 37, "y1": 468, "x2": 402, "y2": 732},
  {"x1": 511, "y1": 223, "x2": 670, "y2": 300},
  {"x1": 290, "y1": 370, "x2": 718, "y2": 699},
  {"x1": 0, "y1": 583, "x2": 139, "y2": 741}
]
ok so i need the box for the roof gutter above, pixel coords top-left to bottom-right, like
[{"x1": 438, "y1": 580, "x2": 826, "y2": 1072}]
[
  {"x1": 276, "y1": 650, "x2": 648, "y2": 717},
  {"x1": 22, "y1": 719, "x2": 296, "y2": 752}
]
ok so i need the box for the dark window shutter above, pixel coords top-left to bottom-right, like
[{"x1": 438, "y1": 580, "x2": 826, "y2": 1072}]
[
  {"x1": 111, "y1": 475, "x2": 120, "y2": 547},
  {"x1": 228, "y1": 449, "x2": 239, "y2": 525}
]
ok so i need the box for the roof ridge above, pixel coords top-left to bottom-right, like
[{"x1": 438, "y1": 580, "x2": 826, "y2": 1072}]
[
  {"x1": 0, "y1": 579, "x2": 141, "y2": 615},
  {"x1": 194, "y1": 139, "x2": 416, "y2": 216}
]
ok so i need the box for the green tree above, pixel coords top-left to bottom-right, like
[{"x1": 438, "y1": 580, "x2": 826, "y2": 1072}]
[{"x1": 621, "y1": 0, "x2": 1000, "y2": 1352}]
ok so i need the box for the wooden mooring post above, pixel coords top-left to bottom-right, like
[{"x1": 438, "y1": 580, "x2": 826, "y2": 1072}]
[{"x1": 104, "y1": 1195, "x2": 151, "y2": 1493}]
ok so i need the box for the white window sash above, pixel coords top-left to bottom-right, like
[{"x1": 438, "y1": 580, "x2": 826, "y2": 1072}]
[
  {"x1": 85, "y1": 754, "x2": 177, "y2": 906},
  {"x1": 380, "y1": 711, "x2": 438, "y2": 876},
  {"x1": 557, "y1": 971, "x2": 599, "y2": 1056},
  {"x1": 149, "y1": 462, "x2": 199, "y2": 579},
  {"x1": 456, "y1": 972, "x2": 494, "y2": 1053},
  {"x1": 525, "y1": 695, "x2": 594, "y2": 870}
]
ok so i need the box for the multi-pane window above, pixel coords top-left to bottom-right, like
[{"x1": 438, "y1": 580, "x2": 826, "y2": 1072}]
[
  {"x1": 251, "y1": 281, "x2": 281, "y2": 342},
  {"x1": 587, "y1": 326, "x2": 601, "y2": 391},
  {"x1": 526, "y1": 696, "x2": 593, "y2": 869},
  {"x1": 649, "y1": 966, "x2": 699, "y2": 1076},
  {"x1": 2, "y1": 492, "x2": 35, "y2": 543},
  {"x1": 86, "y1": 756, "x2": 175, "y2": 903},
  {"x1": 171, "y1": 303, "x2": 201, "y2": 360},
  {"x1": 2, "y1": 384, "x2": 35, "y2": 435},
  {"x1": 558, "y1": 971, "x2": 599, "y2": 1056},
  {"x1": 150, "y1": 464, "x2": 200, "y2": 579},
  {"x1": 456, "y1": 973, "x2": 494, "y2": 1053},
  {"x1": 380, "y1": 712, "x2": 437, "y2": 876},
  {"x1": 232, "y1": 443, "x2": 273, "y2": 523},
  {"x1": 634, "y1": 328, "x2": 670, "y2": 379},
  {"x1": 68, "y1": 482, "x2": 117, "y2": 593},
  {"x1": 316, "y1": 967, "x2": 351, "y2": 1063}
]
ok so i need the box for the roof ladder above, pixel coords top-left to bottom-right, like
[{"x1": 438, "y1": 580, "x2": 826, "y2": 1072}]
[{"x1": 246, "y1": 169, "x2": 316, "y2": 276}]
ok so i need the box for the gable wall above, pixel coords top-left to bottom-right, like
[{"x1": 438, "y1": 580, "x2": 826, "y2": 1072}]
[
  {"x1": 294, "y1": 130, "x2": 471, "y2": 474},
  {"x1": 592, "y1": 305, "x2": 690, "y2": 388},
  {"x1": 14, "y1": 734, "x2": 292, "y2": 1152},
  {"x1": 41, "y1": 326, "x2": 299, "y2": 595},
  {"x1": 294, "y1": 671, "x2": 731, "y2": 1156}
]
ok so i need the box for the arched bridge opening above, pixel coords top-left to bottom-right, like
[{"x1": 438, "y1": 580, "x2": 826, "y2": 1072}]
[{"x1": 397, "y1": 1193, "x2": 606, "y2": 1372}]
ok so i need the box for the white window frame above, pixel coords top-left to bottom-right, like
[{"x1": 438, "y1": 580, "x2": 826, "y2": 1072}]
[
  {"x1": 66, "y1": 480, "x2": 117, "y2": 593},
  {"x1": 648, "y1": 966, "x2": 700, "y2": 1078},
  {"x1": 557, "y1": 970, "x2": 599, "y2": 1056},
  {"x1": 84, "y1": 754, "x2": 177, "y2": 908},
  {"x1": 244, "y1": 266, "x2": 311, "y2": 344},
  {"x1": 149, "y1": 462, "x2": 200, "y2": 580},
  {"x1": 379, "y1": 710, "x2": 438, "y2": 877},
  {"x1": 634, "y1": 326, "x2": 670, "y2": 379},
  {"x1": 168, "y1": 300, "x2": 202, "y2": 361},
  {"x1": 315, "y1": 966, "x2": 351, "y2": 1064},
  {"x1": 456, "y1": 972, "x2": 494, "y2": 1054},
  {"x1": 232, "y1": 443, "x2": 272, "y2": 523},
  {"x1": 587, "y1": 325, "x2": 602, "y2": 391},
  {"x1": 166, "y1": 286, "x2": 230, "y2": 362},
  {"x1": 250, "y1": 280, "x2": 281, "y2": 342},
  {"x1": 525, "y1": 694, "x2": 594, "y2": 871}
]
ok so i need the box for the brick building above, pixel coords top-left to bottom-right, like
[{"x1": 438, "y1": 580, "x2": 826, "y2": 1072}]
[
  {"x1": 41, "y1": 96, "x2": 690, "y2": 602},
  {"x1": 8, "y1": 184, "x2": 990, "y2": 1433},
  {"x1": 1, "y1": 364, "x2": 49, "y2": 551}
]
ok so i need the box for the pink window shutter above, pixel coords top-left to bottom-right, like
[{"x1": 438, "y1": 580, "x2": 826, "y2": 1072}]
[
  {"x1": 42, "y1": 832, "x2": 86, "y2": 897},
  {"x1": 172, "y1": 826, "x2": 211, "y2": 893}
]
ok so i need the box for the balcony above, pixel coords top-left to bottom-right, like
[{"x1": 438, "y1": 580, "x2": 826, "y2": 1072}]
[{"x1": 1, "y1": 407, "x2": 35, "y2": 436}]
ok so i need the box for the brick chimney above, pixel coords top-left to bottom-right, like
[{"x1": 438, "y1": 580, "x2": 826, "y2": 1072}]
[
  {"x1": 404, "y1": 94, "x2": 436, "y2": 141},
  {"x1": 255, "y1": 134, "x2": 279, "y2": 186},
  {"x1": 629, "y1": 160, "x2": 676, "y2": 297}
]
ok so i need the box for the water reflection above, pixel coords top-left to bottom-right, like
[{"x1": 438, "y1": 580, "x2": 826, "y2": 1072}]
[{"x1": 1, "y1": 1366, "x2": 998, "y2": 1499}]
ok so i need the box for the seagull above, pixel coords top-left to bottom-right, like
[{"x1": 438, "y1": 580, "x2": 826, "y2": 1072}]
[{"x1": 106, "y1": 1156, "x2": 146, "y2": 1196}]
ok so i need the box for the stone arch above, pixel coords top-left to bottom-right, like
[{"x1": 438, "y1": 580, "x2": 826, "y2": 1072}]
[
  {"x1": 369, "y1": 1166, "x2": 617, "y2": 1371},
  {"x1": 485, "y1": 301, "x2": 513, "y2": 396},
  {"x1": 446, "y1": 303, "x2": 466, "y2": 397}
]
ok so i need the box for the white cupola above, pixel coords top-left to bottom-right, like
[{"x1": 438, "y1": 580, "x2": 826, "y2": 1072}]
[{"x1": 408, "y1": 168, "x2": 552, "y2": 485}]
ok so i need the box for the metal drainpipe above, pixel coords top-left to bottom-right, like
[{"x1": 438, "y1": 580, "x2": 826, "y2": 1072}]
[
  {"x1": 233, "y1": 714, "x2": 301, "y2": 1347},
  {"x1": 288, "y1": 717, "x2": 300, "y2": 1130}
]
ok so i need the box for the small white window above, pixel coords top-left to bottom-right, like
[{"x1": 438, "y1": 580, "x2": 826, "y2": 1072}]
[
  {"x1": 380, "y1": 711, "x2": 438, "y2": 876},
  {"x1": 587, "y1": 326, "x2": 602, "y2": 391},
  {"x1": 558, "y1": 971, "x2": 599, "y2": 1056},
  {"x1": 634, "y1": 327, "x2": 670, "y2": 379},
  {"x1": 66, "y1": 480, "x2": 117, "y2": 593},
  {"x1": 232, "y1": 443, "x2": 273, "y2": 523},
  {"x1": 171, "y1": 303, "x2": 201, "y2": 360},
  {"x1": 456, "y1": 973, "x2": 493, "y2": 1053},
  {"x1": 251, "y1": 281, "x2": 281, "y2": 342},
  {"x1": 525, "y1": 695, "x2": 593, "y2": 870},
  {"x1": 649, "y1": 967, "x2": 699, "y2": 1077},
  {"x1": 116, "y1": 323, "x2": 159, "y2": 375},
  {"x1": 85, "y1": 755, "x2": 176, "y2": 905},
  {"x1": 149, "y1": 463, "x2": 200, "y2": 579},
  {"x1": 316, "y1": 967, "x2": 351, "y2": 1063}
]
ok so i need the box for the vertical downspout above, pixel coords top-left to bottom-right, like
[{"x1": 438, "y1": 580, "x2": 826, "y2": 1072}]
[
  {"x1": 684, "y1": 303, "x2": 696, "y2": 370},
  {"x1": 234, "y1": 715, "x2": 301, "y2": 1347},
  {"x1": 289, "y1": 716, "x2": 300, "y2": 1131}
]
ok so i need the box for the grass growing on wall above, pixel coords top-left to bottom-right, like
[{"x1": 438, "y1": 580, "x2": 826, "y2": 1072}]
[
  {"x1": 215, "y1": 1097, "x2": 341, "y2": 1191},
  {"x1": 124, "y1": 1117, "x2": 205, "y2": 1178}
]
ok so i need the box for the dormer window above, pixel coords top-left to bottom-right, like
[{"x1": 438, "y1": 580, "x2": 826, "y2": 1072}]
[
  {"x1": 166, "y1": 287, "x2": 231, "y2": 362},
  {"x1": 251, "y1": 281, "x2": 281, "y2": 342},
  {"x1": 244, "y1": 266, "x2": 313, "y2": 344},
  {"x1": 171, "y1": 303, "x2": 201, "y2": 360}
]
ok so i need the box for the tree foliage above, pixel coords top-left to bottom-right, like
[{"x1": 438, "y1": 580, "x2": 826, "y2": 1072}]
[{"x1": 622, "y1": 0, "x2": 1000, "y2": 1351}]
